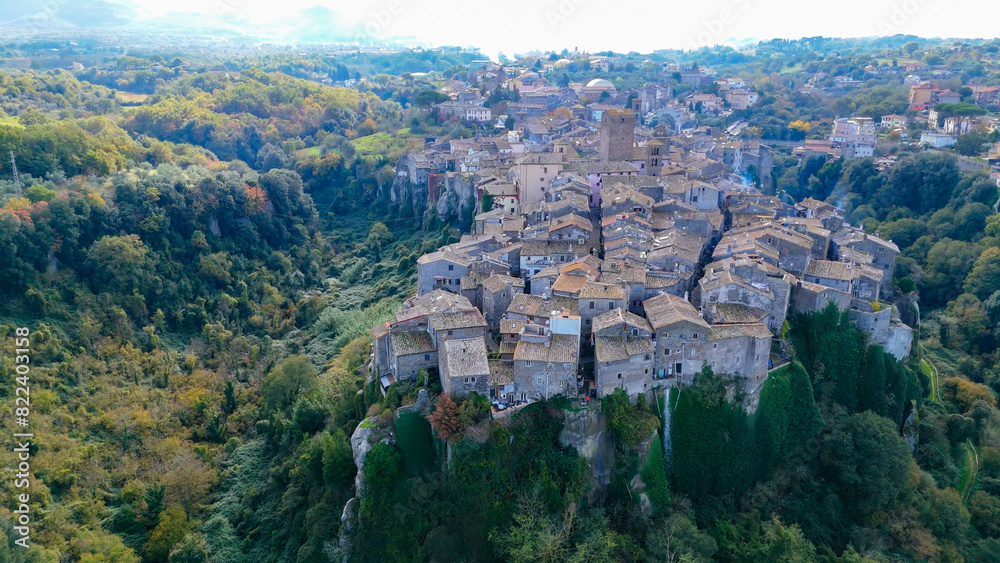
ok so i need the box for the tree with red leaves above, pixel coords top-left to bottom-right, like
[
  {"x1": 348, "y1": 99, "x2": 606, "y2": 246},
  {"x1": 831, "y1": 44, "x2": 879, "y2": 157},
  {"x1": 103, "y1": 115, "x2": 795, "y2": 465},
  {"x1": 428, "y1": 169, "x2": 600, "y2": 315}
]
[{"x1": 428, "y1": 395, "x2": 461, "y2": 442}]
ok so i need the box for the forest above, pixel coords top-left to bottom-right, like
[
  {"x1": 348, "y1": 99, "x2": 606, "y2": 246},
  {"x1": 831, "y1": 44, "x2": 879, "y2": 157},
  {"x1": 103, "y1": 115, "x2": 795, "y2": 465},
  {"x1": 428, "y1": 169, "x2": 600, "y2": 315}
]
[{"x1": 0, "y1": 37, "x2": 999, "y2": 562}]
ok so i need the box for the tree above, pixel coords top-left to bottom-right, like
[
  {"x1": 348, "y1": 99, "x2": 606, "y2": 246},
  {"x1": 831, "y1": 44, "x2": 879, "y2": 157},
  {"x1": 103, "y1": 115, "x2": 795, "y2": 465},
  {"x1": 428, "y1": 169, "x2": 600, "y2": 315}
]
[
  {"x1": 25, "y1": 184, "x2": 56, "y2": 203},
  {"x1": 970, "y1": 492, "x2": 1000, "y2": 537},
  {"x1": 428, "y1": 395, "x2": 461, "y2": 442},
  {"x1": 886, "y1": 152, "x2": 960, "y2": 214},
  {"x1": 788, "y1": 120, "x2": 810, "y2": 141},
  {"x1": 413, "y1": 89, "x2": 449, "y2": 108},
  {"x1": 643, "y1": 513, "x2": 717, "y2": 563},
  {"x1": 255, "y1": 143, "x2": 289, "y2": 171},
  {"x1": 143, "y1": 507, "x2": 191, "y2": 563},
  {"x1": 86, "y1": 234, "x2": 153, "y2": 294},
  {"x1": 965, "y1": 247, "x2": 1000, "y2": 301},
  {"x1": 260, "y1": 355, "x2": 318, "y2": 411},
  {"x1": 481, "y1": 191, "x2": 495, "y2": 213},
  {"x1": 821, "y1": 412, "x2": 912, "y2": 521},
  {"x1": 366, "y1": 222, "x2": 392, "y2": 261},
  {"x1": 168, "y1": 533, "x2": 208, "y2": 563}
]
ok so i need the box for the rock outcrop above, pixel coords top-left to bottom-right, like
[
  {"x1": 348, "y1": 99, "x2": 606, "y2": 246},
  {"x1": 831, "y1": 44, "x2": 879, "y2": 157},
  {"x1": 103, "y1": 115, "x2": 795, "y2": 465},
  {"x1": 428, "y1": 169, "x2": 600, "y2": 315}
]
[
  {"x1": 396, "y1": 388, "x2": 432, "y2": 419},
  {"x1": 559, "y1": 409, "x2": 614, "y2": 501}
]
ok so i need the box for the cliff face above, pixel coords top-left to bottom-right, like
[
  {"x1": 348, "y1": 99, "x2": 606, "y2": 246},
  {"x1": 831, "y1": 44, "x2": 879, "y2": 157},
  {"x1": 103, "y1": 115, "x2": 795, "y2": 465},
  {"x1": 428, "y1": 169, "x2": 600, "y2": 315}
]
[
  {"x1": 433, "y1": 173, "x2": 477, "y2": 224},
  {"x1": 392, "y1": 164, "x2": 479, "y2": 227},
  {"x1": 559, "y1": 409, "x2": 615, "y2": 501},
  {"x1": 338, "y1": 417, "x2": 394, "y2": 561},
  {"x1": 339, "y1": 392, "x2": 432, "y2": 559}
]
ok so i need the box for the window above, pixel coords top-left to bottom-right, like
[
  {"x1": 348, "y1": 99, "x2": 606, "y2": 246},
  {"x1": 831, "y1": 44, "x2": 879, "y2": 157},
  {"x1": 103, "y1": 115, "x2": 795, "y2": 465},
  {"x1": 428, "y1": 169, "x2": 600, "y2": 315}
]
[
  {"x1": 713, "y1": 343, "x2": 718, "y2": 349},
  {"x1": 448, "y1": 330, "x2": 453, "y2": 336},
  {"x1": 693, "y1": 333, "x2": 698, "y2": 339},
  {"x1": 448, "y1": 264, "x2": 454, "y2": 271},
  {"x1": 525, "y1": 361, "x2": 531, "y2": 367},
  {"x1": 618, "y1": 373, "x2": 623, "y2": 379},
  {"x1": 464, "y1": 378, "x2": 469, "y2": 383},
  {"x1": 425, "y1": 354, "x2": 430, "y2": 361},
  {"x1": 644, "y1": 368, "x2": 649, "y2": 374},
  {"x1": 675, "y1": 363, "x2": 683, "y2": 374},
  {"x1": 589, "y1": 301, "x2": 595, "y2": 309},
  {"x1": 632, "y1": 329, "x2": 639, "y2": 336},
  {"x1": 609, "y1": 302, "x2": 615, "y2": 309}
]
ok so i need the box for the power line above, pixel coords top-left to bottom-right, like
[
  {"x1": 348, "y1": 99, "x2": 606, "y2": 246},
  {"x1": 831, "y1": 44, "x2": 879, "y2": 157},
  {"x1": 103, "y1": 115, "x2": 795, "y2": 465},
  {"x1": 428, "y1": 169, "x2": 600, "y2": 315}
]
[{"x1": 10, "y1": 151, "x2": 21, "y2": 197}]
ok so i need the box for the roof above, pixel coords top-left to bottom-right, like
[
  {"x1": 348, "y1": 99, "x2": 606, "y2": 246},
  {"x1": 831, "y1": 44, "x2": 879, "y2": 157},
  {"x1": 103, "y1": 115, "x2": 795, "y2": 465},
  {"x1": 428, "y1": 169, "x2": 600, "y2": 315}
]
[
  {"x1": 805, "y1": 260, "x2": 853, "y2": 282},
  {"x1": 711, "y1": 303, "x2": 768, "y2": 324},
  {"x1": 394, "y1": 290, "x2": 477, "y2": 324},
  {"x1": 644, "y1": 293, "x2": 709, "y2": 330},
  {"x1": 599, "y1": 265, "x2": 646, "y2": 284},
  {"x1": 430, "y1": 310, "x2": 488, "y2": 331},
  {"x1": 513, "y1": 334, "x2": 579, "y2": 363},
  {"x1": 489, "y1": 359, "x2": 514, "y2": 386},
  {"x1": 831, "y1": 228, "x2": 900, "y2": 254},
  {"x1": 552, "y1": 273, "x2": 590, "y2": 295},
  {"x1": 645, "y1": 273, "x2": 687, "y2": 289},
  {"x1": 530, "y1": 266, "x2": 560, "y2": 281},
  {"x1": 500, "y1": 319, "x2": 526, "y2": 334},
  {"x1": 708, "y1": 323, "x2": 773, "y2": 341},
  {"x1": 579, "y1": 281, "x2": 627, "y2": 300},
  {"x1": 441, "y1": 338, "x2": 490, "y2": 378},
  {"x1": 549, "y1": 214, "x2": 592, "y2": 233},
  {"x1": 587, "y1": 78, "x2": 616, "y2": 89},
  {"x1": 481, "y1": 274, "x2": 524, "y2": 294},
  {"x1": 417, "y1": 249, "x2": 473, "y2": 267},
  {"x1": 592, "y1": 308, "x2": 653, "y2": 334},
  {"x1": 507, "y1": 293, "x2": 578, "y2": 318},
  {"x1": 391, "y1": 331, "x2": 436, "y2": 357},
  {"x1": 699, "y1": 270, "x2": 772, "y2": 297},
  {"x1": 578, "y1": 161, "x2": 641, "y2": 175},
  {"x1": 595, "y1": 336, "x2": 655, "y2": 363}
]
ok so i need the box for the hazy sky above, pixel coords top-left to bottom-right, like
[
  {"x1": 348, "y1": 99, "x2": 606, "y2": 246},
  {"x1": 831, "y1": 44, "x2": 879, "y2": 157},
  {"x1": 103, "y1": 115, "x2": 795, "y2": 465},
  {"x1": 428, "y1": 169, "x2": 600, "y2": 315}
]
[{"x1": 132, "y1": 0, "x2": 998, "y2": 57}]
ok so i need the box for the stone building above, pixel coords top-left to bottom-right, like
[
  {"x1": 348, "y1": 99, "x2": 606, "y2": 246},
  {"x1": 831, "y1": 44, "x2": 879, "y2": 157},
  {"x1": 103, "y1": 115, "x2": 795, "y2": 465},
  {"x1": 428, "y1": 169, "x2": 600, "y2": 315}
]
[
  {"x1": 578, "y1": 281, "x2": 627, "y2": 333},
  {"x1": 644, "y1": 293, "x2": 710, "y2": 381},
  {"x1": 440, "y1": 338, "x2": 491, "y2": 397},
  {"x1": 698, "y1": 271, "x2": 776, "y2": 328},
  {"x1": 478, "y1": 274, "x2": 524, "y2": 330},
  {"x1": 388, "y1": 331, "x2": 438, "y2": 381},
  {"x1": 599, "y1": 108, "x2": 635, "y2": 162},
  {"x1": 512, "y1": 334, "x2": 580, "y2": 401},
  {"x1": 831, "y1": 229, "x2": 899, "y2": 292},
  {"x1": 417, "y1": 250, "x2": 472, "y2": 296},
  {"x1": 703, "y1": 323, "x2": 773, "y2": 407},
  {"x1": 593, "y1": 309, "x2": 656, "y2": 398}
]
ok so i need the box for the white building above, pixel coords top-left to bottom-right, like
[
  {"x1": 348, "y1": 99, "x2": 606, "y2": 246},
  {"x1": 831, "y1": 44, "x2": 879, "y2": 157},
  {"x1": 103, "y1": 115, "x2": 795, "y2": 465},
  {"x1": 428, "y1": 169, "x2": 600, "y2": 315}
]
[{"x1": 920, "y1": 132, "x2": 958, "y2": 148}]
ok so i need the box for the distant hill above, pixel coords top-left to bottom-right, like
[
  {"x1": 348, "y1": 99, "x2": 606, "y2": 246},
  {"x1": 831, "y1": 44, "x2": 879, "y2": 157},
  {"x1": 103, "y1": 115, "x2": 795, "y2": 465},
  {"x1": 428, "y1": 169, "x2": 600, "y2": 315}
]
[
  {"x1": 0, "y1": 2, "x2": 363, "y2": 44},
  {"x1": 0, "y1": 0, "x2": 139, "y2": 28}
]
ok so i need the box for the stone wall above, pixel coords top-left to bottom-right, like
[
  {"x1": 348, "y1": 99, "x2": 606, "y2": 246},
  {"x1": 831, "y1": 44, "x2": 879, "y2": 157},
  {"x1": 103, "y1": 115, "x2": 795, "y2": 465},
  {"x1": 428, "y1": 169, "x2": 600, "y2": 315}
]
[{"x1": 596, "y1": 354, "x2": 655, "y2": 399}]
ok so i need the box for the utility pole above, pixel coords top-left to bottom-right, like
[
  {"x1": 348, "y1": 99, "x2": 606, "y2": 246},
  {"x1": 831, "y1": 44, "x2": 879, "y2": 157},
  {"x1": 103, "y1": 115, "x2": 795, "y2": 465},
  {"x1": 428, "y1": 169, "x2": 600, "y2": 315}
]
[{"x1": 10, "y1": 151, "x2": 21, "y2": 197}]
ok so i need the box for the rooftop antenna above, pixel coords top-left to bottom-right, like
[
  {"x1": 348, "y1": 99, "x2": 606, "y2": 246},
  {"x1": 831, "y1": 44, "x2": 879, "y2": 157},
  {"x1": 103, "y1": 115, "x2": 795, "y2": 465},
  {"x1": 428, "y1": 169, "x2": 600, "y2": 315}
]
[{"x1": 10, "y1": 151, "x2": 21, "y2": 197}]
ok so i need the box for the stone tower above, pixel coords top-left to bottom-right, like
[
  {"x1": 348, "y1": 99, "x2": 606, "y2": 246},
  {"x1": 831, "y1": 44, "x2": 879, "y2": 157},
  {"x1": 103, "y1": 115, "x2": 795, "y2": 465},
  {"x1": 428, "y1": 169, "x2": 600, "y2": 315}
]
[{"x1": 599, "y1": 108, "x2": 635, "y2": 162}]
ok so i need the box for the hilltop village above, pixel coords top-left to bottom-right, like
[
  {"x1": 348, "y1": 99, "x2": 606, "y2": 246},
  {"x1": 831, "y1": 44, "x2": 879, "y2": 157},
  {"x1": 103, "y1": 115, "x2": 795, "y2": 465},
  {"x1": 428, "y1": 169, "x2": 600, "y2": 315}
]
[{"x1": 372, "y1": 100, "x2": 915, "y2": 412}]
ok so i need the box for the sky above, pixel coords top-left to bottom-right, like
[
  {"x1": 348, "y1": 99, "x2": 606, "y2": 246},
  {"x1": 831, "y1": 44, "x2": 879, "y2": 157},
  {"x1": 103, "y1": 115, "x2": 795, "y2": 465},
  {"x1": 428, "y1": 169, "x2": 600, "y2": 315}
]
[{"x1": 129, "y1": 0, "x2": 999, "y2": 58}]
